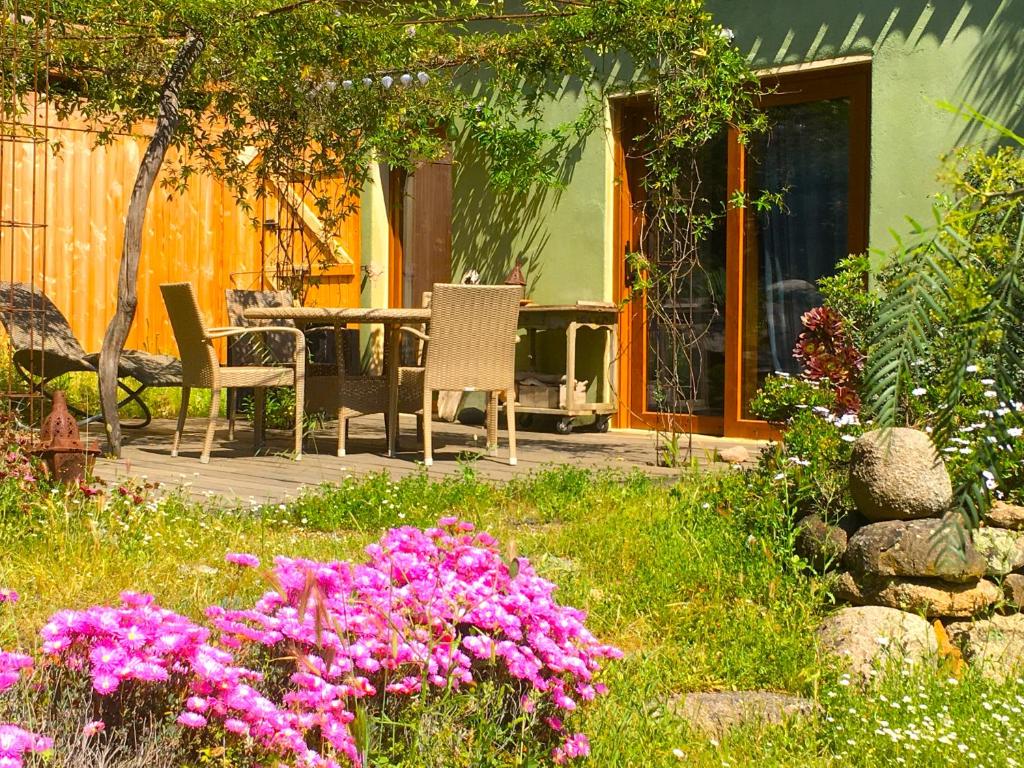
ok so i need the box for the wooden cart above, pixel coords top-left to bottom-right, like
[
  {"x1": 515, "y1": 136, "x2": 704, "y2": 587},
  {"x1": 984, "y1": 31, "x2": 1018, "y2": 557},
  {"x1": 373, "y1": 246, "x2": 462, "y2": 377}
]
[{"x1": 516, "y1": 304, "x2": 619, "y2": 434}]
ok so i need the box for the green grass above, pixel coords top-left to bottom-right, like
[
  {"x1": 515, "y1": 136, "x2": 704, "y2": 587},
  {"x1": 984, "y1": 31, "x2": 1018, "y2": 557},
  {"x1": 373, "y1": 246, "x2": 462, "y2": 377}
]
[{"x1": 1, "y1": 467, "x2": 1022, "y2": 767}]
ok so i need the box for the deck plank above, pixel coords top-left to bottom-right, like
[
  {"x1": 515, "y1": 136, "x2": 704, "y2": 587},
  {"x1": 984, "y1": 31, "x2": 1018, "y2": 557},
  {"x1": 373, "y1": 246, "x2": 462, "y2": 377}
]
[{"x1": 92, "y1": 415, "x2": 764, "y2": 503}]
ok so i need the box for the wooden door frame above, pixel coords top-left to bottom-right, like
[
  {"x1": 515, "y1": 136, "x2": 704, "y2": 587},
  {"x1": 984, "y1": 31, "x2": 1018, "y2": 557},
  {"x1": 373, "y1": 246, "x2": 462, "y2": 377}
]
[
  {"x1": 725, "y1": 63, "x2": 870, "y2": 438},
  {"x1": 612, "y1": 98, "x2": 726, "y2": 435},
  {"x1": 613, "y1": 61, "x2": 870, "y2": 438},
  {"x1": 387, "y1": 167, "x2": 407, "y2": 308}
]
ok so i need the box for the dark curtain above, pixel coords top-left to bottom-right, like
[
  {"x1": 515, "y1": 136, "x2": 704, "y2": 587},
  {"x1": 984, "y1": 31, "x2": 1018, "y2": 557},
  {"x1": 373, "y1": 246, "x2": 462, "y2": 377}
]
[{"x1": 752, "y1": 99, "x2": 850, "y2": 378}]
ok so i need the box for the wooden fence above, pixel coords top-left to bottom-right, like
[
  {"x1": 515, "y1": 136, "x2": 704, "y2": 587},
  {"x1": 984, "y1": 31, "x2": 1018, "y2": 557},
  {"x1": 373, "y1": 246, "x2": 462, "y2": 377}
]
[{"x1": 0, "y1": 102, "x2": 361, "y2": 358}]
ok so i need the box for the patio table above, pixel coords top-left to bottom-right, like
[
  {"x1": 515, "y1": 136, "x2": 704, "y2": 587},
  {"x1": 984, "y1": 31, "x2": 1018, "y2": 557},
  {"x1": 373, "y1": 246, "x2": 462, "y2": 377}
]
[
  {"x1": 245, "y1": 302, "x2": 621, "y2": 453},
  {"x1": 244, "y1": 306, "x2": 429, "y2": 457}
]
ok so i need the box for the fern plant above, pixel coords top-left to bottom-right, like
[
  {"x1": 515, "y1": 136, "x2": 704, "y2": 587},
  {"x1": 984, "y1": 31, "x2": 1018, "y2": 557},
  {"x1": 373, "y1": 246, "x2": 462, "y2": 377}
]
[{"x1": 863, "y1": 108, "x2": 1024, "y2": 529}]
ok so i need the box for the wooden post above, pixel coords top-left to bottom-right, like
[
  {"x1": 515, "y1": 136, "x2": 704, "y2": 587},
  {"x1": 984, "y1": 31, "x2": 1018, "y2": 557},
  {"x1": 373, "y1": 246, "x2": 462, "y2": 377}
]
[{"x1": 98, "y1": 32, "x2": 205, "y2": 455}]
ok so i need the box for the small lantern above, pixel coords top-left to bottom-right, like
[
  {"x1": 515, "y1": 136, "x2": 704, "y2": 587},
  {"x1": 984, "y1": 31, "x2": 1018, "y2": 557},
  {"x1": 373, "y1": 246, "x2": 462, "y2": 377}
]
[
  {"x1": 504, "y1": 260, "x2": 527, "y2": 288},
  {"x1": 29, "y1": 391, "x2": 100, "y2": 484}
]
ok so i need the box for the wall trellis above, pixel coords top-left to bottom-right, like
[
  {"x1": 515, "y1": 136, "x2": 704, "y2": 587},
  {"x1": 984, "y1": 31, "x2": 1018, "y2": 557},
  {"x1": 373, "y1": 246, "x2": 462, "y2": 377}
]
[{"x1": 1, "y1": 0, "x2": 52, "y2": 427}]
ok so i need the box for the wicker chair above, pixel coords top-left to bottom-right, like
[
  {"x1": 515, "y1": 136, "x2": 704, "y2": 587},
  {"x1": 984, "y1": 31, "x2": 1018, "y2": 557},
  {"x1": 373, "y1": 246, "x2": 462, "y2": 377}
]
[
  {"x1": 334, "y1": 293, "x2": 429, "y2": 457},
  {"x1": 411, "y1": 284, "x2": 521, "y2": 467},
  {"x1": 160, "y1": 282, "x2": 305, "y2": 464},
  {"x1": 0, "y1": 281, "x2": 181, "y2": 427},
  {"x1": 223, "y1": 289, "x2": 347, "y2": 439}
]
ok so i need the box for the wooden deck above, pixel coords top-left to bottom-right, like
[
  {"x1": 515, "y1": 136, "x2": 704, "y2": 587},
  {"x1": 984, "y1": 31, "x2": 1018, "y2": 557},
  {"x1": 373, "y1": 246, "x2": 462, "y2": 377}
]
[{"x1": 92, "y1": 416, "x2": 765, "y2": 504}]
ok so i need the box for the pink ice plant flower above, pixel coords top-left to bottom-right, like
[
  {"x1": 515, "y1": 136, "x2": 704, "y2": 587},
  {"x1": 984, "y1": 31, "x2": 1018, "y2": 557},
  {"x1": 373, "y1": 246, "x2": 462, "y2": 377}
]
[
  {"x1": 82, "y1": 721, "x2": 105, "y2": 738},
  {"x1": 0, "y1": 724, "x2": 52, "y2": 768},
  {"x1": 0, "y1": 590, "x2": 17, "y2": 605},
  {"x1": 224, "y1": 552, "x2": 260, "y2": 569},
  {"x1": 210, "y1": 518, "x2": 620, "y2": 763},
  {"x1": 38, "y1": 520, "x2": 617, "y2": 766},
  {"x1": 0, "y1": 651, "x2": 32, "y2": 694}
]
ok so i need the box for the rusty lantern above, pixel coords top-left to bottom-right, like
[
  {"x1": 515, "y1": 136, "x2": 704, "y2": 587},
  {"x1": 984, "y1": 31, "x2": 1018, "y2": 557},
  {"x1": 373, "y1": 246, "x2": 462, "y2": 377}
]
[
  {"x1": 503, "y1": 260, "x2": 527, "y2": 287},
  {"x1": 30, "y1": 390, "x2": 101, "y2": 484}
]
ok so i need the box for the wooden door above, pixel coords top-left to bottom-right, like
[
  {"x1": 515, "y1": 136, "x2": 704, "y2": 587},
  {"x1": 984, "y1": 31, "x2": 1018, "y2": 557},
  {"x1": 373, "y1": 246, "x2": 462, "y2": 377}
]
[{"x1": 388, "y1": 157, "x2": 453, "y2": 308}]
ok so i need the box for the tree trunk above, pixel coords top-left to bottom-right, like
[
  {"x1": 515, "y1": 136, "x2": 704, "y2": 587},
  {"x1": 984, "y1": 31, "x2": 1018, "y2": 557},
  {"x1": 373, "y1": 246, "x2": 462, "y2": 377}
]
[{"x1": 98, "y1": 33, "x2": 205, "y2": 455}]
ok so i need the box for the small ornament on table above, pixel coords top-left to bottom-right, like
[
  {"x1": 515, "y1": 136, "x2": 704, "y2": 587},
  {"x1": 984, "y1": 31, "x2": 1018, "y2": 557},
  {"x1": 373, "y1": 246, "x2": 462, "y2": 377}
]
[{"x1": 504, "y1": 259, "x2": 528, "y2": 302}]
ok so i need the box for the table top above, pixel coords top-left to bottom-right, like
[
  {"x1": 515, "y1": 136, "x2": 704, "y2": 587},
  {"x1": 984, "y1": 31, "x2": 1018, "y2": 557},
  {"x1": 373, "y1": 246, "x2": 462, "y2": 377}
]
[
  {"x1": 245, "y1": 306, "x2": 431, "y2": 323},
  {"x1": 245, "y1": 303, "x2": 620, "y2": 324}
]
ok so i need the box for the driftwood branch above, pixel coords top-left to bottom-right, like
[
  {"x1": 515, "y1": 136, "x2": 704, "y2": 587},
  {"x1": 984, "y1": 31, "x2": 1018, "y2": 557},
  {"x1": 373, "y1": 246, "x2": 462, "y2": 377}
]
[{"x1": 98, "y1": 31, "x2": 206, "y2": 455}]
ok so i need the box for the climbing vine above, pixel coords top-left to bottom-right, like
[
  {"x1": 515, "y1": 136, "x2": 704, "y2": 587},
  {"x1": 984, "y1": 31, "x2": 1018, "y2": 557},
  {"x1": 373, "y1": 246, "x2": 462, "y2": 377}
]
[{"x1": 0, "y1": 0, "x2": 765, "y2": 448}]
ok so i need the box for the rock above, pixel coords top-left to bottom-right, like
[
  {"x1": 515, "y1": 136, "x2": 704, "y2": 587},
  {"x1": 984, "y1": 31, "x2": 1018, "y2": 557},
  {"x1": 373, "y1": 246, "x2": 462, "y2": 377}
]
[
  {"x1": 984, "y1": 501, "x2": 1024, "y2": 531},
  {"x1": 849, "y1": 428, "x2": 952, "y2": 522},
  {"x1": 717, "y1": 446, "x2": 750, "y2": 464},
  {"x1": 672, "y1": 691, "x2": 818, "y2": 739},
  {"x1": 1004, "y1": 574, "x2": 1024, "y2": 607},
  {"x1": 844, "y1": 519, "x2": 986, "y2": 583},
  {"x1": 835, "y1": 571, "x2": 1000, "y2": 618},
  {"x1": 796, "y1": 513, "x2": 861, "y2": 571},
  {"x1": 972, "y1": 528, "x2": 1024, "y2": 576},
  {"x1": 945, "y1": 614, "x2": 1024, "y2": 683},
  {"x1": 816, "y1": 606, "x2": 937, "y2": 682}
]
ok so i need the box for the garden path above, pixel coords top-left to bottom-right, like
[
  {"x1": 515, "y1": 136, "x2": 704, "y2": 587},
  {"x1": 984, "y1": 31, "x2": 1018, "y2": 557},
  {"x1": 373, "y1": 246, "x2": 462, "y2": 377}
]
[{"x1": 91, "y1": 416, "x2": 765, "y2": 503}]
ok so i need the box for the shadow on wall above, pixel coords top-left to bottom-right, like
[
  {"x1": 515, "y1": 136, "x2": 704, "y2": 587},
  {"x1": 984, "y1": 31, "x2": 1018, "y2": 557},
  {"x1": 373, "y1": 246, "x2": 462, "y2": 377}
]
[
  {"x1": 956, "y1": 0, "x2": 1024, "y2": 143},
  {"x1": 451, "y1": 135, "x2": 583, "y2": 295},
  {"x1": 450, "y1": 74, "x2": 597, "y2": 296},
  {"x1": 710, "y1": 0, "x2": 1023, "y2": 140}
]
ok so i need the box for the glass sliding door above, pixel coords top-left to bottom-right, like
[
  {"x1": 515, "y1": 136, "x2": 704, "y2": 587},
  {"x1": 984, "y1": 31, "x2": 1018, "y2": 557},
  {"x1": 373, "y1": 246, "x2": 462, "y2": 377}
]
[
  {"x1": 615, "y1": 63, "x2": 869, "y2": 437},
  {"x1": 728, "y1": 66, "x2": 870, "y2": 435},
  {"x1": 739, "y1": 98, "x2": 853, "y2": 418}
]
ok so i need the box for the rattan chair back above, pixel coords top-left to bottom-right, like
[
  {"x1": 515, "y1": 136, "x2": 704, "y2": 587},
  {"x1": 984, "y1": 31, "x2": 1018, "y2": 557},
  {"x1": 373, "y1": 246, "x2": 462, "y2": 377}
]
[
  {"x1": 423, "y1": 284, "x2": 521, "y2": 392},
  {"x1": 160, "y1": 283, "x2": 219, "y2": 388},
  {"x1": 224, "y1": 289, "x2": 297, "y2": 365}
]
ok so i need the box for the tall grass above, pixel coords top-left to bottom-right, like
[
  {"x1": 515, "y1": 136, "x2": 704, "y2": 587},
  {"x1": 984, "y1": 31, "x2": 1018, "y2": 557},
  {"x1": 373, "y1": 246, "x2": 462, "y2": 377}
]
[{"x1": 1, "y1": 467, "x2": 1022, "y2": 766}]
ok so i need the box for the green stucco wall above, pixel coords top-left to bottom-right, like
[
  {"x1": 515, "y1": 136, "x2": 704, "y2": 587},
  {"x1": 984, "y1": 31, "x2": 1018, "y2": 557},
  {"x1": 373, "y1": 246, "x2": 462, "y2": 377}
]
[
  {"x1": 710, "y1": 0, "x2": 1024, "y2": 257},
  {"x1": 441, "y1": 0, "x2": 1024, "y2": 300},
  {"x1": 356, "y1": 1, "x2": 1024, "y2": 414}
]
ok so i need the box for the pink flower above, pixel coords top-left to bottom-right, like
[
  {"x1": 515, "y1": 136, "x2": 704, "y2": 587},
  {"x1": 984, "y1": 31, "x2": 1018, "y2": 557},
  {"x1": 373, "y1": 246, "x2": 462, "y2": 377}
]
[
  {"x1": 225, "y1": 552, "x2": 260, "y2": 569},
  {"x1": 82, "y1": 721, "x2": 105, "y2": 737},
  {"x1": 176, "y1": 712, "x2": 207, "y2": 728},
  {"x1": 0, "y1": 590, "x2": 17, "y2": 605}
]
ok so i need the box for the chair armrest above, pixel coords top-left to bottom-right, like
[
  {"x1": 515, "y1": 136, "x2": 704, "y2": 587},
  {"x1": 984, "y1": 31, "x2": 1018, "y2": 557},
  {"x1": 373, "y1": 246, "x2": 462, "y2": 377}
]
[
  {"x1": 205, "y1": 326, "x2": 306, "y2": 364},
  {"x1": 207, "y1": 325, "x2": 305, "y2": 340},
  {"x1": 399, "y1": 326, "x2": 430, "y2": 343}
]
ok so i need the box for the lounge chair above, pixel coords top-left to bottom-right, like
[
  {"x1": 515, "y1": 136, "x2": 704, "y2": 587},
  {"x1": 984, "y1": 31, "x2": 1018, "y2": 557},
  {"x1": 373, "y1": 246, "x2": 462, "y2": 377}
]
[{"x1": 0, "y1": 281, "x2": 182, "y2": 427}]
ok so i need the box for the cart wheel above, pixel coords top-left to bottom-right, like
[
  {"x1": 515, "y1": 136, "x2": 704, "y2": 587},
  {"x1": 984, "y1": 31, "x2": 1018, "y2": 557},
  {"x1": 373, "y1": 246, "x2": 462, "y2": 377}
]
[
  {"x1": 594, "y1": 415, "x2": 611, "y2": 433},
  {"x1": 554, "y1": 417, "x2": 574, "y2": 435},
  {"x1": 517, "y1": 413, "x2": 535, "y2": 429}
]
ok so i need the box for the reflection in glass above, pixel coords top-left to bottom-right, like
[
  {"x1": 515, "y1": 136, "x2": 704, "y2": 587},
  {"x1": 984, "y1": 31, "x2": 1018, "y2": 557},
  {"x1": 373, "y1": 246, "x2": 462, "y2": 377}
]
[
  {"x1": 741, "y1": 98, "x2": 850, "y2": 418},
  {"x1": 644, "y1": 130, "x2": 728, "y2": 416}
]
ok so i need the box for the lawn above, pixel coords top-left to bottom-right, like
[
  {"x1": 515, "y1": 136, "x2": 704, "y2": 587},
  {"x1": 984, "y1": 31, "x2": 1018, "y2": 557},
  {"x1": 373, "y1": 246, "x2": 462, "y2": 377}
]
[{"x1": 2, "y1": 465, "x2": 1022, "y2": 767}]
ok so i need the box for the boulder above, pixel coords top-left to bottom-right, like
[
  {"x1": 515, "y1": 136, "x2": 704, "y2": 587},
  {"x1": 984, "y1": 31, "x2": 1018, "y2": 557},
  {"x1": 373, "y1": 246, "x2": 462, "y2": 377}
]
[
  {"x1": 972, "y1": 527, "x2": 1024, "y2": 577},
  {"x1": 717, "y1": 446, "x2": 750, "y2": 464},
  {"x1": 984, "y1": 501, "x2": 1024, "y2": 531},
  {"x1": 849, "y1": 428, "x2": 952, "y2": 522},
  {"x1": 945, "y1": 614, "x2": 1024, "y2": 683},
  {"x1": 672, "y1": 691, "x2": 818, "y2": 739},
  {"x1": 795, "y1": 514, "x2": 856, "y2": 571},
  {"x1": 1003, "y1": 574, "x2": 1024, "y2": 608},
  {"x1": 835, "y1": 571, "x2": 1000, "y2": 618},
  {"x1": 844, "y1": 519, "x2": 986, "y2": 583},
  {"x1": 816, "y1": 606, "x2": 937, "y2": 682}
]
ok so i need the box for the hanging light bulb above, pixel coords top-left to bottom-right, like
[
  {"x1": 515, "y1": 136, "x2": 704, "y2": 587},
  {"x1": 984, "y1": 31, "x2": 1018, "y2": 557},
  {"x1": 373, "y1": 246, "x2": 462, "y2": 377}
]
[
  {"x1": 417, "y1": 71, "x2": 429, "y2": 85},
  {"x1": 400, "y1": 73, "x2": 413, "y2": 87},
  {"x1": 341, "y1": 80, "x2": 354, "y2": 90},
  {"x1": 381, "y1": 75, "x2": 394, "y2": 88},
  {"x1": 362, "y1": 77, "x2": 373, "y2": 87}
]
